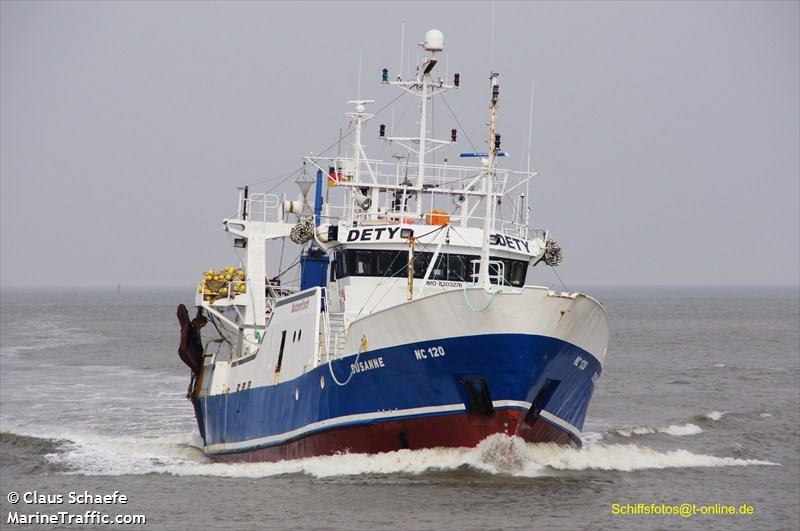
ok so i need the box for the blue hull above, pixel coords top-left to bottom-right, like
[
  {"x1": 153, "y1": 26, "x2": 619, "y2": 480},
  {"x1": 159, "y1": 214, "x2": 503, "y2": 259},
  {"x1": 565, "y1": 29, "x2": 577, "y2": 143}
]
[{"x1": 198, "y1": 333, "x2": 601, "y2": 457}]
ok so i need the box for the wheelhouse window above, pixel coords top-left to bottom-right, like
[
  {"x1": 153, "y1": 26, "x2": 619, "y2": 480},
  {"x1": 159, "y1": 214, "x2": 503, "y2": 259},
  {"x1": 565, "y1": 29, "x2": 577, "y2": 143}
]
[
  {"x1": 472, "y1": 258, "x2": 529, "y2": 287},
  {"x1": 334, "y1": 249, "x2": 529, "y2": 286},
  {"x1": 427, "y1": 253, "x2": 472, "y2": 282}
]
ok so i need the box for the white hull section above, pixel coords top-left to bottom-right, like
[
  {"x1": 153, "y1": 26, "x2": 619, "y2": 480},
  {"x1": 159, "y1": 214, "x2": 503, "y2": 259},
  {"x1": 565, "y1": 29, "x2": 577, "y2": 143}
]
[{"x1": 346, "y1": 286, "x2": 609, "y2": 365}]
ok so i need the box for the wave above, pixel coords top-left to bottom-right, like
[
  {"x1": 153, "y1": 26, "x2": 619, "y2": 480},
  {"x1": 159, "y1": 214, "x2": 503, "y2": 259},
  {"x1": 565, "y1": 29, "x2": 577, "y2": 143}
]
[
  {"x1": 696, "y1": 411, "x2": 727, "y2": 422},
  {"x1": 26, "y1": 434, "x2": 777, "y2": 478},
  {"x1": 607, "y1": 422, "x2": 703, "y2": 438},
  {"x1": 56, "y1": 431, "x2": 206, "y2": 475},
  {"x1": 0, "y1": 423, "x2": 203, "y2": 476},
  {"x1": 156, "y1": 434, "x2": 778, "y2": 479},
  {"x1": 0, "y1": 432, "x2": 65, "y2": 456},
  {"x1": 0, "y1": 432, "x2": 69, "y2": 474},
  {"x1": 4, "y1": 426, "x2": 779, "y2": 479},
  {"x1": 0, "y1": 322, "x2": 107, "y2": 357}
]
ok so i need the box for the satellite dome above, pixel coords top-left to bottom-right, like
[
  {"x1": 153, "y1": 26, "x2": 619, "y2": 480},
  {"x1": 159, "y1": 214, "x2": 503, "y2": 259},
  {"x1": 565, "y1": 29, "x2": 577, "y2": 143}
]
[{"x1": 423, "y1": 29, "x2": 444, "y2": 52}]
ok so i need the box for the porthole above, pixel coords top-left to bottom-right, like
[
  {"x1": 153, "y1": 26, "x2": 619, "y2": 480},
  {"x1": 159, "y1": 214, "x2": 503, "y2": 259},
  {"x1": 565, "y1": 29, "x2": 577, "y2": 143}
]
[
  {"x1": 295, "y1": 387, "x2": 300, "y2": 401},
  {"x1": 298, "y1": 329, "x2": 302, "y2": 341},
  {"x1": 320, "y1": 375, "x2": 325, "y2": 389}
]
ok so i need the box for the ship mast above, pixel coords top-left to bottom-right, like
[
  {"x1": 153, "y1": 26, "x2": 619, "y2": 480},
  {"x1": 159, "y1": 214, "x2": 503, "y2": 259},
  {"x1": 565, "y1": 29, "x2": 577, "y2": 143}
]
[
  {"x1": 478, "y1": 72, "x2": 501, "y2": 289},
  {"x1": 416, "y1": 59, "x2": 430, "y2": 202},
  {"x1": 382, "y1": 29, "x2": 456, "y2": 218}
]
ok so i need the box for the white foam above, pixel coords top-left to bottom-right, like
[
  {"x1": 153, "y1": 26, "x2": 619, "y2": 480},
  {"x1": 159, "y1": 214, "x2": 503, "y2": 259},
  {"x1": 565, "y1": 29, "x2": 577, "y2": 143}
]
[
  {"x1": 610, "y1": 423, "x2": 703, "y2": 438},
  {"x1": 701, "y1": 411, "x2": 726, "y2": 421},
  {"x1": 759, "y1": 412, "x2": 772, "y2": 418},
  {"x1": 56, "y1": 431, "x2": 206, "y2": 475},
  {"x1": 1, "y1": 422, "x2": 203, "y2": 476},
  {"x1": 581, "y1": 431, "x2": 605, "y2": 444},
  {"x1": 149, "y1": 434, "x2": 778, "y2": 479},
  {"x1": 13, "y1": 427, "x2": 777, "y2": 478}
]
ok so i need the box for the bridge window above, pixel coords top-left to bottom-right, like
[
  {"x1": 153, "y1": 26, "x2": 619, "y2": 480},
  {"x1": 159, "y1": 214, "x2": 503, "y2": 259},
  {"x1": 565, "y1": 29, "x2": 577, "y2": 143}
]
[
  {"x1": 334, "y1": 249, "x2": 527, "y2": 286},
  {"x1": 472, "y1": 258, "x2": 529, "y2": 287}
]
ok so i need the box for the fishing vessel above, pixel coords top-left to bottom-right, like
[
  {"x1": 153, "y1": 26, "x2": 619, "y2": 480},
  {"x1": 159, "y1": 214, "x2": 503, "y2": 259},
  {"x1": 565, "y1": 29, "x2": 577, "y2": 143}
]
[{"x1": 177, "y1": 30, "x2": 609, "y2": 462}]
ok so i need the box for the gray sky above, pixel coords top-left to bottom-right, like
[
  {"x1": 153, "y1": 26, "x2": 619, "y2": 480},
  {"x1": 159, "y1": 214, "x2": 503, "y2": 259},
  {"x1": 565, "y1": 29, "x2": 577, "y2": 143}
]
[{"x1": 1, "y1": 1, "x2": 798, "y2": 288}]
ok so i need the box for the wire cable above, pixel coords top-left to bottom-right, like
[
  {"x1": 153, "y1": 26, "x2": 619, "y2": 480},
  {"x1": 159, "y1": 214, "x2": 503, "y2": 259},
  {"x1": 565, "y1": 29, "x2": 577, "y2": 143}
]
[
  {"x1": 242, "y1": 92, "x2": 408, "y2": 190},
  {"x1": 550, "y1": 266, "x2": 569, "y2": 292},
  {"x1": 441, "y1": 93, "x2": 477, "y2": 152}
]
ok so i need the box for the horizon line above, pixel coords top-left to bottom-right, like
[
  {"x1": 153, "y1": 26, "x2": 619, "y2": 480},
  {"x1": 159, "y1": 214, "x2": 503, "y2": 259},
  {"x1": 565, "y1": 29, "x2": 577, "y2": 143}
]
[{"x1": 1, "y1": 283, "x2": 798, "y2": 290}]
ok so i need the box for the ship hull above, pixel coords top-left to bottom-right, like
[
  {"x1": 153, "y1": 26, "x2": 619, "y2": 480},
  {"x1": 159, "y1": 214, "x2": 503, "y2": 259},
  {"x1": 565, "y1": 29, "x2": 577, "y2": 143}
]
[
  {"x1": 198, "y1": 328, "x2": 605, "y2": 461},
  {"x1": 211, "y1": 407, "x2": 572, "y2": 463}
]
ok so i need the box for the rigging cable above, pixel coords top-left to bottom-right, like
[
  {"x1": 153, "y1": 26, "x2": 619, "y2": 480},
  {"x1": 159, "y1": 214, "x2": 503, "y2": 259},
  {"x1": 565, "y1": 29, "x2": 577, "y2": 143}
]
[
  {"x1": 440, "y1": 93, "x2": 477, "y2": 152},
  {"x1": 354, "y1": 224, "x2": 449, "y2": 316},
  {"x1": 551, "y1": 266, "x2": 569, "y2": 292},
  {"x1": 278, "y1": 237, "x2": 286, "y2": 274},
  {"x1": 242, "y1": 91, "x2": 408, "y2": 190}
]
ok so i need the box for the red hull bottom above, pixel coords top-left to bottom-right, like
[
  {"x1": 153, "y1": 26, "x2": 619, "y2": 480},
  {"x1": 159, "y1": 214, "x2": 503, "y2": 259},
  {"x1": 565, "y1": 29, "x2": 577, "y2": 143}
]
[{"x1": 210, "y1": 409, "x2": 575, "y2": 463}]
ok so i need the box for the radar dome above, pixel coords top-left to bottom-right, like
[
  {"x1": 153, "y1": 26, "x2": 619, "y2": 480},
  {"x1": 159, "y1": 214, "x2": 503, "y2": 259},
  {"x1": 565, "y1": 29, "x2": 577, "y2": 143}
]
[{"x1": 423, "y1": 29, "x2": 444, "y2": 52}]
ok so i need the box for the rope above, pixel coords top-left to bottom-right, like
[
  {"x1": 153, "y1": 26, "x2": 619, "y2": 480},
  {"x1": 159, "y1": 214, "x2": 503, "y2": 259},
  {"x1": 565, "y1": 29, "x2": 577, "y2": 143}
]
[
  {"x1": 463, "y1": 286, "x2": 500, "y2": 312},
  {"x1": 328, "y1": 337, "x2": 367, "y2": 387},
  {"x1": 289, "y1": 218, "x2": 315, "y2": 244}
]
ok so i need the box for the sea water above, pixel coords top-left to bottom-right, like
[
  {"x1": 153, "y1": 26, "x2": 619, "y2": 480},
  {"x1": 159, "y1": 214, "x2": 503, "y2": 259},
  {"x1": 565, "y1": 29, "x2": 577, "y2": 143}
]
[{"x1": 1, "y1": 286, "x2": 797, "y2": 530}]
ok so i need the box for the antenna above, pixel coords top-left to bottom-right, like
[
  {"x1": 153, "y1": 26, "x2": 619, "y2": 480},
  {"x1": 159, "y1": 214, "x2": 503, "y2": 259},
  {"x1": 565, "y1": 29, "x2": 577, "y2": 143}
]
[
  {"x1": 399, "y1": 22, "x2": 405, "y2": 80},
  {"x1": 357, "y1": 48, "x2": 363, "y2": 99},
  {"x1": 489, "y1": 1, "x2": 496, "y2": 71},
  {"x1": 525, "y1": 80, "x2": 534, "y2": 230},
  {"x1": 382, "y1": 30, "x2": 455, "y2": 215},
  {"x1": 526, "y1": 80, "x2": 534, "y2": 173}
]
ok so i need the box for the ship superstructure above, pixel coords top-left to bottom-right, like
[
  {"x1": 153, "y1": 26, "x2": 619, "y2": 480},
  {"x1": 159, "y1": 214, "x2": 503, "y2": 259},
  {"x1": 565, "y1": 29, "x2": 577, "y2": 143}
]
[{"x1": 177, "y1": 30, "x2": 609, "y2": 461}]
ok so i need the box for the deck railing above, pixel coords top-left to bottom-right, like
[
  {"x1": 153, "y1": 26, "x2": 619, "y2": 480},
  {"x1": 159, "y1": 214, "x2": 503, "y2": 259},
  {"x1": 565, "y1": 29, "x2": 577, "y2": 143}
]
[{"x1": 306, "y1": 156, "x2": 536, "y2": 234}]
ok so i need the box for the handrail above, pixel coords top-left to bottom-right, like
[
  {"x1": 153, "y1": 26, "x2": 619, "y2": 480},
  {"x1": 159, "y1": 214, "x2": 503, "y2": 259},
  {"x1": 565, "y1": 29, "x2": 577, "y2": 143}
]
[
  {"x1": 319, "y1": 287, "x2": 346, "y2": 364},
  {"x1": 316, "y1": 207, "x2": 536, "y2": 235},
  {"x1": 320, "y1": 289, "x2": 332, "y2": 364},
  {"x1": 470, "y1": 258, "x2": 506, "y2": 286},
  {"x1": 239, "y1": 192, "x2": 281, "y2": 222}
]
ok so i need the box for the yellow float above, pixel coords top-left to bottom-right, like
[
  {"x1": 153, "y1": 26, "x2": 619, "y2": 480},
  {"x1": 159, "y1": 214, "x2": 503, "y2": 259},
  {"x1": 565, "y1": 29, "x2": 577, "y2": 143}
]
[{"x1": 199, "y1": 267, "x2": 247, "y2": 302}]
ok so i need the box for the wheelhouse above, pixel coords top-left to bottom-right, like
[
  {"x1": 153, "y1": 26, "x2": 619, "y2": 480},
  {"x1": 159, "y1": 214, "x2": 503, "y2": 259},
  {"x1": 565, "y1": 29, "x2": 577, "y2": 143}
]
[{"x1": 332, "y1": 247, "x2": 529, "y2": 287}]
